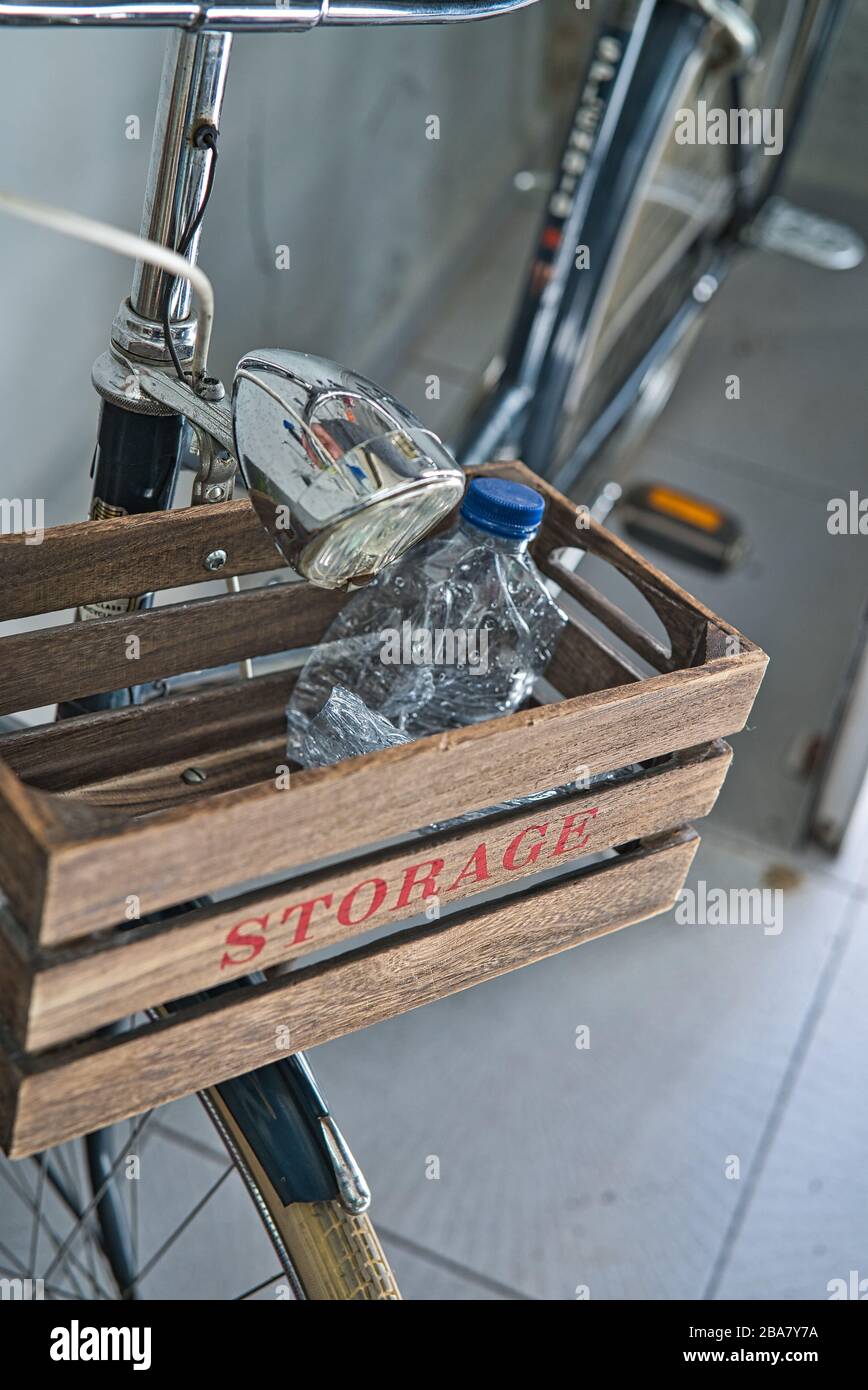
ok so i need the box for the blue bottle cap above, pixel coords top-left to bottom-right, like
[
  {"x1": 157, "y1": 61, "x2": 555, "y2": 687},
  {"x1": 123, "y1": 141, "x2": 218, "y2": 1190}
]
[{"x1": 460, "y1": 477, "x2": 546, "y2": 540}]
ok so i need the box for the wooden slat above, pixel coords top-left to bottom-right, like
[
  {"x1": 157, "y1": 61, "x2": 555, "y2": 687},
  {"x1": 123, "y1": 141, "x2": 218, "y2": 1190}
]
[
  {"x1": 0, "y1": 764, "x2": 53, "y2": 960},
  {"x1": 540, "y1": 555, "x2": 674, "y2": 673},
  {"x1": 2, "y1": 745, "x2": 730, "y2": 1051},
  {"x1": 0, "y1": 500, "x2": 284, "y2": 622},
  {"x1": 537, "y1": 515, "x2": 710, "y2": 667},
  {"x1": 0, "y1": 887, "x2": 33, "y2": 1047},
  {"x1": 546, "y1": 613, "x2": 641, "y2": 695},
  {"x1": 0, "y1": 830, "x2": 699, "y2": 1158},
  {"x1": 0, "y1": 616, "x2": 637, "y2": 802},
  {"x1": 0, "y1": 458, "x2": 767, "y2": 949},
  {"x1": 480, "y1": 461, "x2": 749, "y2": 667},
  {"x1": 14, "y1": 648, "x2": 764, "y2": 945},
  {"x1": 0, "y1": 581, "x2": 346, "y2": 716},
  {"x1": 0, "y1": 670, "x2": 297, "y2": 794}
]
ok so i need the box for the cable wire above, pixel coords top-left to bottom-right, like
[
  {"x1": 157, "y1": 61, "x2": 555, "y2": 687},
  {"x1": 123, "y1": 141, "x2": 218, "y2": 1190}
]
[
  {"x1": 0, "y1": 189, "x2": 215, "y2": 379},
  {"x1": 162, "y1": 125, "x2": 220, "y2": 381}
]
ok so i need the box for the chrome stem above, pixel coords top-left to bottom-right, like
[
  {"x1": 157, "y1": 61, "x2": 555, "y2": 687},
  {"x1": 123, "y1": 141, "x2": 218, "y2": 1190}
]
[{"x1": 131, "y1": 30, "x2": 232, "y2": 326}]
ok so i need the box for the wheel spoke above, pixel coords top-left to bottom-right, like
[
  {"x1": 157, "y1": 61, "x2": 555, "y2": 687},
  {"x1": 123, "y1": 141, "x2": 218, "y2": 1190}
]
[
  {"x1": 236, "y1": 1271, "x2": 286, "y2": 1301},
  {"x1": 2, "y1": 1095, "x2": 312, "y2": 1300},
  {"x1": 56, "y1": 1144, "x2": 82, "y2": 1208},
  {"x1": 27, "y1": 1153, "x2": 47, "y2": 1277},
  {"x1": 37, "y1": 1150, "x2": 113, "y2": 1291},
  {"x1": 0, "y1": 1263, "x2": 83, "y2": 1301},
  {"x1": 121, "y1": 1164, "x2": 234, "y2": 1295},
  {"x1": 129, "y1": 1120, "x2": 140, "y2": 1278},
  {"x1": 43, "y1": 1111, "x2": 152, "y2": 1285},
  {"x1": 0, "y1": 1164, "x2": 103, "y2": 1299},
  {"x1": 149, "y1": 1117, "x2": 226, "y2": 1163},
  {"x1": 0, "y1": 1238, "x2": 27, "y2": 1277}
]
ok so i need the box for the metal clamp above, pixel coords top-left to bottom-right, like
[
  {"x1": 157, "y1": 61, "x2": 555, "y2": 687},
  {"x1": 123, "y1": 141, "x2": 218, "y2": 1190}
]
[
  {"x1": 125, "y1": 358, "x2": 235, "y2": 447},
  {"x1": 191, "y1": 435, "x2": 237, "y2": 504}
]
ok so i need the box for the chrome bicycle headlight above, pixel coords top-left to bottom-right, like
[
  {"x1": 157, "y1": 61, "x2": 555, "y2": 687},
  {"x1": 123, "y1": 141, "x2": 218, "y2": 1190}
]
[{"x1": 233, "y1": 349, "x2": 465, "y2": 589}]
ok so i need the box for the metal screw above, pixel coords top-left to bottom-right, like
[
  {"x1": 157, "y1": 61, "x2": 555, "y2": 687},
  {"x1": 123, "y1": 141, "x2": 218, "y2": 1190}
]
[
  {"x1": 204, "y1": 548, "x2": 227, "y2": 571},
  {"x1": 181, "y1": 767, "x2": 207, "y2": 785},
  {"x1": 204, "y1": 485, "x2": 225, "y2": 502},
  {"x1": 199, "y1": 376, "x2": 226, "y2": 402}
]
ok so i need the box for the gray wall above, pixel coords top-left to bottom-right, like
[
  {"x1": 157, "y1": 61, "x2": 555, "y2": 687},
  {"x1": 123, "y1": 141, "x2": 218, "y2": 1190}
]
[
  {"x1": 7, "y1": 0, "x2": 862, "y2": 531},
  {"x1": 0, "y1": 5, "x2": 569, "y2": 524}
]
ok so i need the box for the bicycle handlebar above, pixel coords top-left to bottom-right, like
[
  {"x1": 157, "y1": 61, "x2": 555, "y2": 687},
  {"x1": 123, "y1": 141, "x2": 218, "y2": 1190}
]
[{"x1": 0, "y1": 0, "x2": 540, "y2": 30}]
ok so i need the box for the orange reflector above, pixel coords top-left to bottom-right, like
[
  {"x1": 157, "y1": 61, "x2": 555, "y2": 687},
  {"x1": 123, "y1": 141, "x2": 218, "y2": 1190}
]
[{"x1": 646, "y1": 486, "x2": 724, "y2": 533}]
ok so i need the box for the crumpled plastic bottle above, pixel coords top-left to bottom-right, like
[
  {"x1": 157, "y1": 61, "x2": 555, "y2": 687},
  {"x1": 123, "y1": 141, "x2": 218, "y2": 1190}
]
[
  {"x1": 295, "y1": 684, "x2": 412, "y2": 768},
  {"x1": 293, "y1": 684, "x2": 640, "y2": 840},
  {"x1": 286, "y1": 476, "x2": 568, "y2": 764}
]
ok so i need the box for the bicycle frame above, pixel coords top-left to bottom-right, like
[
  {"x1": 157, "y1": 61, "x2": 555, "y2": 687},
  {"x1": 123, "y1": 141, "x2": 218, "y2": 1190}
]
[
  {"x1": 458, "y1": 0, "x2": 663, "y2": 472},
  {"x1": 457, "y1": 0, "x2": 848, "y2": 485},
  {"x1": 1, "y1": 0, "x2": 539, "y2": 1300}
]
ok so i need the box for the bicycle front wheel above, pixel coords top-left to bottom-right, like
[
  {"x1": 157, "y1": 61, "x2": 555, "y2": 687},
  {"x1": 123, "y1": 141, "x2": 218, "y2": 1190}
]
[
  {"x1": 204, "y1": 1085, "x2": 401, "y2": 1301},
  {"x1": 0, "y1": 1088, "x2": 400, "y2": 1301}
]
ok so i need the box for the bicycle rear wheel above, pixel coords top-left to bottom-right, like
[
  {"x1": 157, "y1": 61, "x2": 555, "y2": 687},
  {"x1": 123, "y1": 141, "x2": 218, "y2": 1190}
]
[{"x1": 521, "y1": 0, "x2": 830, "y2": 491}]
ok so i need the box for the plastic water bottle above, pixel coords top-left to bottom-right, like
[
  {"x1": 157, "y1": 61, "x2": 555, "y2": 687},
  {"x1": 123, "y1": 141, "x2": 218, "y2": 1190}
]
[{"x1": 287, "y1": 477, "x2": 568, "y2": 764}]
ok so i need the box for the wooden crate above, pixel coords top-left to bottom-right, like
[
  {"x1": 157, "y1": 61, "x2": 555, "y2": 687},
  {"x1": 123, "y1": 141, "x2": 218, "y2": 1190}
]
[{"x1": 0, "y1": 463, "x2": 767, "y2": 1158}]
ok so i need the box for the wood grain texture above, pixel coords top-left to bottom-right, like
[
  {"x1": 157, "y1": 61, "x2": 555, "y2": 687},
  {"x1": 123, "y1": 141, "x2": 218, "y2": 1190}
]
[
  {"x1": 0, "y1": 763, "x2": 55, "y2": 953},
  {"x1": 3, "y1": 745, "x2": 730, "y2": 1051},
  {"x1": 0, "y1": 829, "x2": 699, "y2": 1158},
  {"x1": 0, "y1": 909, "x2": 31, "y2": 1046},
  {"x1": 0, "y1": 459, "x2": 767, "y2": 947},
  {"x1": 22, "y1": 647, "x2": 763, "y2": 944},
  {"x1": 540, "y1": 555, "x2": 674, "y2": 673},
  {"x1": 0, "y1": 500, "x2": 285, "y2": 622},
  {"x1": 480, "y1": 462, "x2": 758, "y2": 666},
  {"x1": 0, "y1": 581, "x2": 346, "y2": 717},
  {"x1": 546, "y1": 613, "x2": 641, "y2": 694},
  {"x1": 0, "y1": 463, "x2": 767, "y2": 1159},
  {"x1": 0, "y1": 670, "x2": 297, "y2": 797},
  {"x1": 0, "y1": 619, "x2": 635, "y2": 805}
]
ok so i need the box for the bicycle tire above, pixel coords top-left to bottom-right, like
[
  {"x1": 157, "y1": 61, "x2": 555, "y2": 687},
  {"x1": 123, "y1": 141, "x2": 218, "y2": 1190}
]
[
  {"x1": 520, "y1": 0, "x2": 826, "y2": 490},
  {"x1": 203, "y1": 1086, "x2": 401, "y2": 1301},
  {"x1": 0, "y1": 1091, "x2": 400, "y2": 1301},
  {"x1": 278, "y1": 1203, "x2": 401, "y2": 1301}
]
